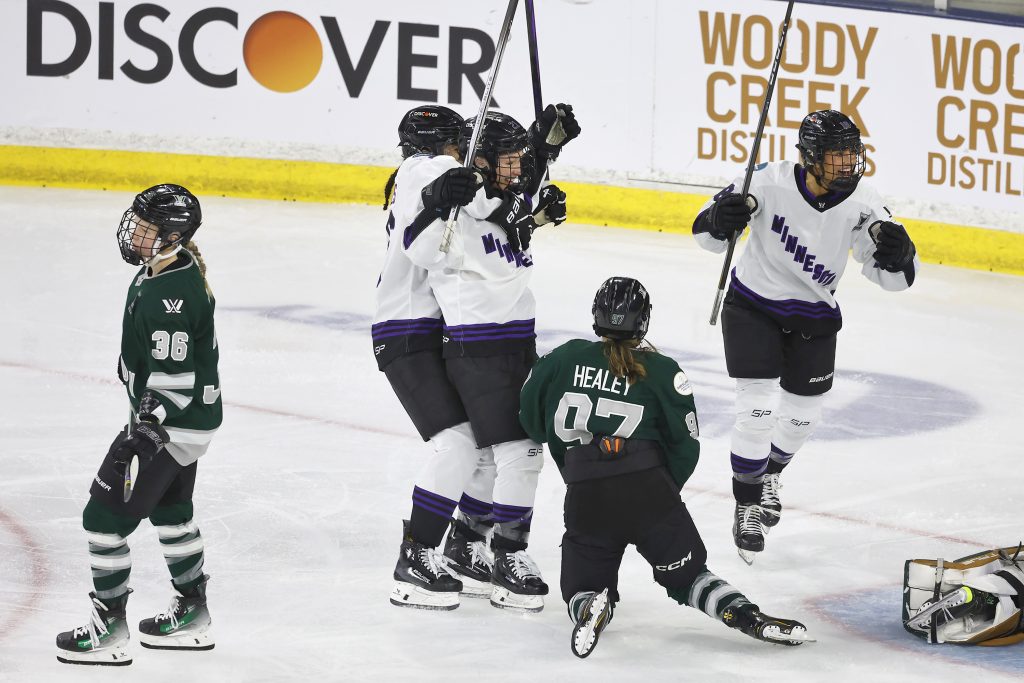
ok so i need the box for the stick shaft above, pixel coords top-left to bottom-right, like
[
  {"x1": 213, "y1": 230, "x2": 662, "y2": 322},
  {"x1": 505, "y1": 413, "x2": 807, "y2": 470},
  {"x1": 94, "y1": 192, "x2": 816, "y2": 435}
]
[
  {"x1": 709, "y1": 0, "x2": 795, "y2": 325},
  {"x1": 440, "y1": 0, "x2": 521, "y2": 253}
]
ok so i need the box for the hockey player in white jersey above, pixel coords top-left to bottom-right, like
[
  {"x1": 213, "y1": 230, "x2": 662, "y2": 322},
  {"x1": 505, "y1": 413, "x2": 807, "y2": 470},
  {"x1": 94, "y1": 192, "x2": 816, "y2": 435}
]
[
  {"x1": 376, "y1": 105, "x2": 576, "y2": 610},
  {"x1": 375, "y1": 106, "x2": 483, "y2": 610},
  {"x1": 403, "y1": 111, "x2": 570, "y2": 611},
  {"x1": 692, "y1": 110, "x2": 920, "y2": 564}
]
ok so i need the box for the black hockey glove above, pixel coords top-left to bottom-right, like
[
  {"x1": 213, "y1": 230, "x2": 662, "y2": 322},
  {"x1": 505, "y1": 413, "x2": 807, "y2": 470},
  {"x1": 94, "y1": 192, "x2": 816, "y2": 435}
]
[
  {"x1": 709, "y1": 193, "x2": 754, "y2": 240},
  {"x1": 111, "y1": 418, "x2": 167, "y2": 476},
  {"x1": 870, "y1": 221, "x2": 916, "y2": 272},
  {"x1": 533, "y1": 184, "x2": 567, "y2": 228},
  {"x1": 531, "y1": 103, "x2": 581, "y2": 162},
  {"x1": 421, "y1": 167, "x2": 479, "y2": 213},
  {"x1": 487, "y1": 192, "x2": 537, "y2": 252}
]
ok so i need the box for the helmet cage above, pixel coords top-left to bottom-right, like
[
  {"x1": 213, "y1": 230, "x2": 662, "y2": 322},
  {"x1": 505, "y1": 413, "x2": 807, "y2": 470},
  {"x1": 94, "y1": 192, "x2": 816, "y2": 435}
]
[
  {"x1": 460, "y1": 113, "x2": 536, "y2": 193},
  {"x1": 797, "y1": 110, "x2": 866, "y2": 192},
  {"x1": 117, "y1": 184, "x2": 201, "y2": 265}
]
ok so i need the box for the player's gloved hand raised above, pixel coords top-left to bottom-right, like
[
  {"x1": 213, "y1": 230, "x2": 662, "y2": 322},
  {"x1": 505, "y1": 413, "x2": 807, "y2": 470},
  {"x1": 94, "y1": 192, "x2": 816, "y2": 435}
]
[
  {"x1": 421, "y1": 167, "x2": 479, "y2": 212},
  {"x1": 709, "y1": 193, "x2": 755, "y2": 240},
  {"x1": 870, "y1": 221, "x2": 916, "y2": 272},
  {"x1": 487, "y1": 192, "x2": 537, "y2": 252},
  {"x1": 533, "y1": 184, "x2": 567, "y2": 227},
  {"x1": 531, "y1": 104, "x2": 581, "y2": 161}
]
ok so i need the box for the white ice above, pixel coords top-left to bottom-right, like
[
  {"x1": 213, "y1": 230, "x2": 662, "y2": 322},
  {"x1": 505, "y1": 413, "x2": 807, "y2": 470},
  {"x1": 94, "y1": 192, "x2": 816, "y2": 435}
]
[{"x1": 1, "y1": 186, "x2": 1022, "y2": 682}]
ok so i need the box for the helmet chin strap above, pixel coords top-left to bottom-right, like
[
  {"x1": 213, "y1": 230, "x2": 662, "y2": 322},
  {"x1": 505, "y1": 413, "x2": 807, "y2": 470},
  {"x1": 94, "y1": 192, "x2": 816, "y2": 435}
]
[{"x1": 146, "y1": 241, "x2": 182, "y2": 268}]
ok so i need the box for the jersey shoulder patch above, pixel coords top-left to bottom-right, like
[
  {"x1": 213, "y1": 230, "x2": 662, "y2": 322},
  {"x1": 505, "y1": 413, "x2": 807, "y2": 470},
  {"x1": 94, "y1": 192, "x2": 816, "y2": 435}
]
[{"x1": 673, "y1": 370, "x2": 693, "y2": 396}]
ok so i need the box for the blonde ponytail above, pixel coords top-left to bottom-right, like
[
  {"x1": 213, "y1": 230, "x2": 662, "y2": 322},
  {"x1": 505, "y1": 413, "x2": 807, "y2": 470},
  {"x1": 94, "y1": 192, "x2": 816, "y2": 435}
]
[
  {"x1": 602, "y1": 338, "x2": 655, "y2": 385},
  {"x1": 183, "y1": 241, "x2": 212, "y2": 296}
]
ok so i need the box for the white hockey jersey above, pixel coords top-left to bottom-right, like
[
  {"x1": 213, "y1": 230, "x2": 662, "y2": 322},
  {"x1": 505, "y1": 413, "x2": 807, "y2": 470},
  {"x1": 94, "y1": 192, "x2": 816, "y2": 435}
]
[
  {"x1": 694, "y1": 161, "x2": 919, "y2": 335},
  {"x1": 371, "y1": 154, "x2": 445, "y2": 369},
  {"x1": 403, "y1": 154, "x2": 536, "y2": 358}
]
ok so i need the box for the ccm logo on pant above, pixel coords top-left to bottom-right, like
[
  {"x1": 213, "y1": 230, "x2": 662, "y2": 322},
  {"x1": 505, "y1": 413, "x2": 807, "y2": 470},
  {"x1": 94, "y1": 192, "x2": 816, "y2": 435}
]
[{"x1": 656, "y1": 551, "x2": 692, "y2": 572}]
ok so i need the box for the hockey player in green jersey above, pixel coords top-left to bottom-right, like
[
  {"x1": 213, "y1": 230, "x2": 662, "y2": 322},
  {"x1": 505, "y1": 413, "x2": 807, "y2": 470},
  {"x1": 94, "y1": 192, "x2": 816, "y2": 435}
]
[
  {"x1": 519, "y1": 277, "x2": 810, "y2": 658},
  {"x1": 56, "y1": 184, "x2": 221, "y2": 666}
]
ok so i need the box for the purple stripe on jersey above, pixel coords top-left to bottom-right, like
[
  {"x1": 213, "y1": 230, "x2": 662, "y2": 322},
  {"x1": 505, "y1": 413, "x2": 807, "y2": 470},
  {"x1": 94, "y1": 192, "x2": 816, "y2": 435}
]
[
  {"x1": 443, "y1": 319, "x2": 535, "y2": 334},
  {"x1": 731, "y1": 272, "x2": 841, "y2": 319},
  {"x1": 458, "y1": 494, "x2": 493, "y2": 517},
  {"x1": 491, "y1": 502, "x2": 533, "y2": 524},
  {"x1": 730, "y1": 453, "x2": 768, "y2": 474},
  {"x1": 371, "y1": 317, "x2": 442, "y2": 331},
  {"x1": 371, "y1": 328, "x2": 442, "y2": 342},
  {"x1": 447, "y1": 331, "x2": 537, "y2": 341}
]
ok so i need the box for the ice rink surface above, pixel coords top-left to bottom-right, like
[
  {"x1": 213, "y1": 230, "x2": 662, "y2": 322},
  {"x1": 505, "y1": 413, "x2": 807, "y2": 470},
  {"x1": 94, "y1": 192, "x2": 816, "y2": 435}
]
[{"x1": 1, "y1": 186, "x2": 1022, "y2": 682}]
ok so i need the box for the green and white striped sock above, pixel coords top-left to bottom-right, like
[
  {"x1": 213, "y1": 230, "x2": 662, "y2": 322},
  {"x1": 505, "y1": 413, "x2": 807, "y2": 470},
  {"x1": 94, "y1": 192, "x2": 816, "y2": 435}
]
[
  {"x1": 671, "y1": 568, "x2": 750, "y2": 620},
  {"x1": 156, "y1": 519, "x2": 205, "y2": 593},
  {"x1": 87, "y1": 531, "x2": 132, "y2": 603}
]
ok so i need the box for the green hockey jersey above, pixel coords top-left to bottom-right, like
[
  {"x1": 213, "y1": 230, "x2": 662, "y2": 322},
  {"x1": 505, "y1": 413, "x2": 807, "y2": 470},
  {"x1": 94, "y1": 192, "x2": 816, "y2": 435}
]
[
  {"x1": 119, "y1": 251, "x2": 222, "y2": 466},
  {"x1": 519, "y1": 339, "x2": 700, "y2": 488}
]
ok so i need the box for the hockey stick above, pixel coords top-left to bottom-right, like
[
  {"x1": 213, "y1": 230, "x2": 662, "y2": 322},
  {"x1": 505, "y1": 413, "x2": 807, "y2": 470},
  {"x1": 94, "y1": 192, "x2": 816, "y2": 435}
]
[
  {"x1": 524, "y1": 0, "x2": 553, "y2": 192},
  {"x1": 708, "y1": 0, "x2": 795, "y2": 325},
  {"x1": 440, "y1": 0, "x2": 521, "y2": 253},
  {"x1": 525, "y1": 0, "x2": 543, "y2": 122}
]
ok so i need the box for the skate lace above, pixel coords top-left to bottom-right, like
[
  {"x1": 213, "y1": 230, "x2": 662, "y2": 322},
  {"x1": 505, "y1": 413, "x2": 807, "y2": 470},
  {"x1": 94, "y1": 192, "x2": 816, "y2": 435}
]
[
  {"x1": 507, "y1": 551, "x2": 542, "y2": 581},
  {"x1": 72, "y1": 597, "x2": 110, "y2": 647},
  {"x1": 762, "y1": 474, "x2": 782, "y2": 508},
  {"x1": 739, "y1": 504, "x2": 762, "y2": 535},
  {"x1": 156, "y1": 595, "x2": 183, "y2": 630},
  {"x1": 469, "y1": 540, "x2": 494, "y2": 571},
  {"x1": 420, "y1": 546, "x2": 458, "y2": 580}
]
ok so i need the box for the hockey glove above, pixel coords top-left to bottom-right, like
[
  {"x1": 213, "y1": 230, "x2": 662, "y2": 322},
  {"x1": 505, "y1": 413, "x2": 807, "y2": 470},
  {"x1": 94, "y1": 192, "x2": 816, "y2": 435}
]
[
  {"x1": 531, "y1": 104, "x2": 581, "y2": 162},
  {"x1": 533, "y1": 184, "x2": 567, "y2": 228},
  {"x1": 421, "y1": 167, "x2": 479, "y2": 213},
  {"x1": 870, "y1": 221, "x2": 916, "y2": 272},
  {"x1": 709, "y1": 193, "x2": 755, "y2": 240},
  {"x1": 110, "y1": 416, "x2": 167, "y2": 473},
  {"x1": 487, "y1": 192, "x2": 537, "y2": 252}
]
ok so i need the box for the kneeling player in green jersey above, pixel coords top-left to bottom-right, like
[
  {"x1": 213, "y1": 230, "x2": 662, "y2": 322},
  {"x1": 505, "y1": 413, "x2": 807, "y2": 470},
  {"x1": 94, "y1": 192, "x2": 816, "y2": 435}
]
[
  {"x1": 519, "y1": 277, "x2": 811, "y2": 658},
  {"x1": 56, "y1": 185, "x2": 221, "y2": 666}
]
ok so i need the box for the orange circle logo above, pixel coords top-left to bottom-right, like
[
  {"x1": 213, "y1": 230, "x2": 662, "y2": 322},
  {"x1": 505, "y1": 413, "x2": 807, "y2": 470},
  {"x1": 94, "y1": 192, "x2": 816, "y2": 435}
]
[{"x1": 243, "y1": 12, "x2": 322, "y2": 93}]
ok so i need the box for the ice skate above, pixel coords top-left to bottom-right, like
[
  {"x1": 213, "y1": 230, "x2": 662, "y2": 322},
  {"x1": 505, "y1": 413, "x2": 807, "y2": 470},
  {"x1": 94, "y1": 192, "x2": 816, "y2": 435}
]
[
  {"x1": 391, "y1": 521, "x2": 462, "y2": 610},
  {"x1": 733, "y1": 502, "x2": 765, "y2": 565},
  {"x1": 761, "y1": 472, "x2": 783, "y2": 530},
  {"x1": 723, "y1": 603, "x2": 812, "y2": 645},
  {"x1": 56, "y1": 592, "x2": 132, "y2": 666},
  {"x1": 442, "y1": 519, "x2": 494, "y2": 598},
  {"x1": 490, "y1": 548, "x2": 548, "y2": 612},
  {"x1": 906, "y1": 586, "x2": 998, "y2": 631},
  {"x1": 138, "y1": 575, "x2": 214, "y2": 650},
  {"x1": 571, "y1": 589, "x2": 612, "y2": 658}
]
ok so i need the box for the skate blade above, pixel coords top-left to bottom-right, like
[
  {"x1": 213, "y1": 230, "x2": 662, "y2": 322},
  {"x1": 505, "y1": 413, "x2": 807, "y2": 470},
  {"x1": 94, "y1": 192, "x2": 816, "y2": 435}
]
[
  {"x1": 571, "y1": 590, "x2": 609, "y2": 658},
  {"x1": 456, "y1": 575, "x2": 493, "y2": 598},
  {"x1": 737, "y1": 547, "x2": 758, "y2": 565},
  {"x1": 139, "y1": 629, "x2": 215, "y2": 650},
  {"x1": 390, "y1": 582, "x2": 460, "y2": 611},
  {"x1": 763, "y1": 625, "x2": 815, "y2": 645},
  {"x1": 490, "y1": 586, "x2": 544, "y2": 613},
  {"x1": 906, "y1": 588, "x2": 970, "y2": 629},
  {"x1": 56, "y1": 646, "x2": 132, "y2": 666}
]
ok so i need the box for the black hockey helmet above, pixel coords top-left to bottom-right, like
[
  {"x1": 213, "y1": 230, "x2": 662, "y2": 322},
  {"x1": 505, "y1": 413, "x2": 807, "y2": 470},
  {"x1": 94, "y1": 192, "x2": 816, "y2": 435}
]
[
  {"x1": 459, "y1": 111, "x2": 536, "y2": 193},
  {"x1": 796, "y1": 109, "x2": 865, "y2": 192},
  {"x1": 398, "y1": 105, "x2": 464, "y2": 159},
  {"x1": 117, "y1": 184, "x2": 202, "y2": 265},
  {"x1": 592, "y1": 277, "x2": 652, "y2": 342}
]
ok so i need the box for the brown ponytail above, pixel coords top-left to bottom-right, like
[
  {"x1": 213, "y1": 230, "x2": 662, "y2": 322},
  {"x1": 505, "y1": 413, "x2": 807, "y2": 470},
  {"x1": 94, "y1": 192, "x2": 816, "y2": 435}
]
[
  {"x1": 183, "y1": 241, "x2": 212, "y2": 296},
  {"x1": 602, "y1": 338, "x2": 656, "y2": 385}
]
